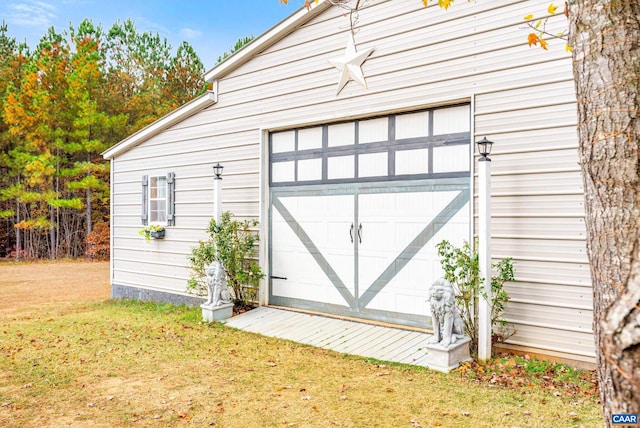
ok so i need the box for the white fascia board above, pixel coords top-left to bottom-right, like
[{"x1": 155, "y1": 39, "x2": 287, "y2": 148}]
[
  {"x1": 204, "y1": 0, "x2": 331, "y2": 83},
  {"x1": 102, "y1": 91, "x2": 216, "y2": 159}
]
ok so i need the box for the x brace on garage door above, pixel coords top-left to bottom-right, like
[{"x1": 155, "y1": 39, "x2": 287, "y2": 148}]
[
  {"x1": 268, "y1": 106, "x2": 471, "y2": 327},
  {"x1": 270, "y1": 180, "x2": 470, "y2": 327}
]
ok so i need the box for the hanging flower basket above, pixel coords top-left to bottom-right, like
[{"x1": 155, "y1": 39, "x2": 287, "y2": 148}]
[
  {"x1": 149, "y1": 229, "x2": 165, "y2": 239},
  {"x1": 139, "y1": 225, "x2": 166, "y2": 241}
]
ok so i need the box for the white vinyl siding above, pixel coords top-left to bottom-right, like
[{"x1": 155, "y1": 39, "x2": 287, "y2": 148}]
[
  {"x1": 473, "y1": 75, "x2": 589, "y2": 362},
  {"x1": 109, "y1": 0, "x2": 592, "y2": 362},
  {"x1": 110, "y1": 123, "x2": 261, "y2": 299}
]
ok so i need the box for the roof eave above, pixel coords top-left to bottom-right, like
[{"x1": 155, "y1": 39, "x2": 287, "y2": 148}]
[
  {"x1": 204, "y1": 0, "x2": 331, "y2": 83},
  {"x1": 102, "y1": 91, "x2": 217, "y2": 160}
]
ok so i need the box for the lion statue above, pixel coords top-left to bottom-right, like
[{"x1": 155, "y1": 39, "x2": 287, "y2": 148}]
[
  {"x1": 427, "y1": 278, "x2": 465, "y2": 347},
  {"x1": 204, "y1": 261, "x2": 232, "y2": 307}
]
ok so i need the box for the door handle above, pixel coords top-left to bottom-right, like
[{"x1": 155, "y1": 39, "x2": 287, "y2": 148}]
[
  {"x1": 350, "y1": 223, "x2": 354, "y2": 243},
  {"x1": 270, "y1": 275, "x2": 288, "y2": 280},
  {"x1": 358, "y1": 223, "x2": 362, "y2": 244}
]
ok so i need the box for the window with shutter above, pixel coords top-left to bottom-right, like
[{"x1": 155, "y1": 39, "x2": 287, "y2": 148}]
[
  {"x1": 142, "y1": 173, "x2": 175, "y2": 225},
  {"x1": 141, "y1": 175, "x2": 148, "y2": 225},
  {"x1": 149, "y1": 176, "x2": 168, "y2": 223},
  {"x1": 167, "y1": 172, "x2": 176, "y2": 226}
]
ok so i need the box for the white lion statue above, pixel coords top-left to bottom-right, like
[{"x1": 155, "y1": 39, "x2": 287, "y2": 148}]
[
  {"x1": 205, "y1": 261, "x2": 232, "y2": 307},
  {"x1": 427, "y1": 278, "x2": 465, "y2": 347}
]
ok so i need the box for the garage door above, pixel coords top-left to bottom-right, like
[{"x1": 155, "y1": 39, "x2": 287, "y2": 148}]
[{"x1": 269, "y1": 106, "x2": 471, "y2": 327}]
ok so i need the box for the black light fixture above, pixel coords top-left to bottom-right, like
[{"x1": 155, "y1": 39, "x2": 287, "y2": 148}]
[
  {"x1": 476, "y1": 137, "x2": 493, "y2": 161},
  {"x1": 213, "y1": 163, "x2": 224, "y2": 179}
]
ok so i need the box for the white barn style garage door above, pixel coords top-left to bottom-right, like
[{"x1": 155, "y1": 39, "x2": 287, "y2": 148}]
[{"x1": 269, "y1": 105, "x2": 471, "y2": 327}]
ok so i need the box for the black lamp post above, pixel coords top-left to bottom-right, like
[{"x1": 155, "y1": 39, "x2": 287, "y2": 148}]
[
  {"x1": 476, "y1": 137, "x2": 493, "y2": 161},
  {"x1": 213, "y1": 163, "x2": 224, "y2": 179}
]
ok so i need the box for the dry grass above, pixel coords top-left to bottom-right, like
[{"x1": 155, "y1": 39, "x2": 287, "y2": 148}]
[
  {"x1": 0, "y1": 260, "x2": 110, "y2": 318},
  {"x1": 0, "y1": 261, "x2": 602, "y2": 427}
]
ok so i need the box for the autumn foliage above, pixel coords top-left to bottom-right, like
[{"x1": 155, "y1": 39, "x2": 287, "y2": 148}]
[
  {"x1": 524, "y1": 2, "x2": 570, "y2": 51},
  {"x1": 85, "y1": 221, "x2": 111, "y2": 261},
  {"x1": 0, "y1": 20, "x2": 207, "y2": 260}
]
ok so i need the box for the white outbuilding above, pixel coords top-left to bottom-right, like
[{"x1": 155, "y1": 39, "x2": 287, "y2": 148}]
[{"x1": 103, "y1": 0, "x2": 594, "y2": 366}]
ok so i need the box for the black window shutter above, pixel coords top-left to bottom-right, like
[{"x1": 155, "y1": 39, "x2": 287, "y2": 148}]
[
  {"x1": 141, "y1": 175, "x2": 148, "y2": 225},
  {"x1": 167, "y1": 172, "x2": 175, "y2": 226}
]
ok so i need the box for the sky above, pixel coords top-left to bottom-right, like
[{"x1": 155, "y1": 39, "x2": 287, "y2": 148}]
[{"x1": 0, "y1": 0, "x2": 305, "y2": 69}]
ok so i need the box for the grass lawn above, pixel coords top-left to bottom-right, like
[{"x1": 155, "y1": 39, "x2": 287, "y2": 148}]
[{"x1": 0, "y1": 261, "x2": 602, "y2": 427}]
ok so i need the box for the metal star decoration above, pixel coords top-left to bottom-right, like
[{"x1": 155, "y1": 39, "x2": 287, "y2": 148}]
[{"x1": 328, "y1": 36, "x2": 374, "y2": 95}]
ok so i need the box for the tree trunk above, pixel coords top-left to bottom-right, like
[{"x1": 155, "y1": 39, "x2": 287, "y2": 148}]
[
  {"x1": 86, "y1": 186, "x2": 92, "y2": 235},
  {"x1": 569, "y1": 0, "x2": 640, "y2": 424},
  {"x1": 49, "y1": 205, "x2": 56, "y2": 259},
  {"x1": 15, "y1": 200, "x2": 21, "y2": 261},
  {"x1": 86, "y1": 155, "x2": 93, "y2": 235}
]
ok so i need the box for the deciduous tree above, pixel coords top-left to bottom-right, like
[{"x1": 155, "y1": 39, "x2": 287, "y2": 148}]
[
  {"x1": 105, "y1": 19, "x2": 205, "y2": 131},
  {"x1": 568, "y1": 1, "x2": 640, "y2": 423},
  {"x1": 64, "y1": 20, "x2": 121, "y2": 238},
  {"x1": 216, "y1": 36, "x2": 255, "y2": 64},
  {"x1": 3, "y1": 27, "x2": 71, "y2": 258},
  {"x1": 0, "y1": 18, "x2": 206, "y2": 259},
  {"x1": 0, "y1": 22, "x2": 29, "y2": 258},
  {"x1": 165, "y1": 41, "x2": 208, "y2": 108}
]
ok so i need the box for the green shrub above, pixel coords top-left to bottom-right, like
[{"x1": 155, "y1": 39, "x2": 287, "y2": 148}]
[
  {"x1": 436, "y1": 239, "x2": 515, "y2": 356},
  {"x1": 187, "y1": 211, "x2": 264, "y2": 306}
]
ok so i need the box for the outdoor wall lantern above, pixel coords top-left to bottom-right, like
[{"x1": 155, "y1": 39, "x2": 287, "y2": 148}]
[
  {"x1": 213, "y1": 163, "x2": 224, "y2": 179},
  {"x1": 476, "y1": 137, "x2": 493, "y2": 161}
]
